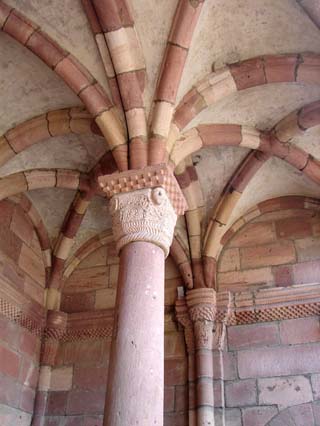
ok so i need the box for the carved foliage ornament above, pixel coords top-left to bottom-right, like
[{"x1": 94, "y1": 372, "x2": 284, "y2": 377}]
[{"x1": 109, "y1": 187, "x2": 177, "y2": 257}]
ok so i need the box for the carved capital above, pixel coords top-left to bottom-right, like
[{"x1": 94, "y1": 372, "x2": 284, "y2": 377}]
[
  {"x1": 186, "y1": 288, "x2": 217, "y2": 323},
  {"x1": 186, "y1": 288, "x2": 217, "y2": 350},
  {"x1": 98, "y1": 164, "x2": 187, "y2": 257},
  {"x1": 175, "y1": 298, "x2": 194, "y2": 353},
  {"x1": 109, "y1": 187, "x2": 177, "y2": 257}
]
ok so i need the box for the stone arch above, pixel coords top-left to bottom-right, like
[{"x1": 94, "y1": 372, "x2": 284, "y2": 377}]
[
  {"x1": 215, "y1": 195, "x2": 320, "y2": 292},
  {"x1": 0, "y1": 1, "x2": 127, "y2": 170}
]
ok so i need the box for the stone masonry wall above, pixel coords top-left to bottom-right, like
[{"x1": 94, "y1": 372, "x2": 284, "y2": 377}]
[
  {"x1": 62, "y1": 245, "x2": 183, "y2": 314},
  {"x1": 0, "y1": 199, "x2": 46, "y2": 426},
  {"x1": 214, "y1": 316, "x2": 320, "y2": 425},
  {"x1": 33, "y1": 315, "x2": 188, "y2": 426},
  {"x1": 218, "y1": 208, "x2": 320, "y2": 292},
  {"x1": 0, "y1": 314, "x2": 41, "y2": 426}
]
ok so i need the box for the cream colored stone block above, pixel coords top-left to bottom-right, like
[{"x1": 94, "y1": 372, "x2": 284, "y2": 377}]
[
  {"x1": 189, "y1": 235, "x2": 201, "y2": 259},
  {"x1": 38, "y1": 366, "x2": 52, "y2": 391},
  {"x1": 74, "y1": 197, "x2": 90, "y2": 215},
  {"x1": 69, "y1": 118, "x2": 92, "y2": 134},
  {"x1": 201, "y1": 69, "x2": 237, "y2": 105},
  {"x1": 25, "y1": 170, "x2": 56, "y2": 190},
  {"x1": 47, "y1": 110, "x2": 70, "y2": 136},
  {"x1": 216, "y1": 191, "x2": 241, "y2": 225},
  {"x1": 166, "y1": 123, "x2": 180, "y2": 155},
  {"x1": 229, "y1": 218, "x2": 246, "y2": 233},
  {"x1": 244, "y1": 207, "x2": 261, "y2": 222},
  {"x1": 109, "y1": 264, "x2": 119, "y2": 287},
  {"x1": 126, "y1": 108, "x2": 147, "y2": 138},
  {"x1": 151, "y1": 101, "x2": 174, "y2": 138},
  {"x1": 94, "y1": 288, "x2": 117, "y2": 309},
  {"x1": 182, "y1": 181, "x2": 204, "y2": 211},
  {"x1": 45, "y1": 288, "x2": 61, "y2": 310},
  {"x1": 204, "y1": 221, "x2": 225, "y2": 258},
  {"x1": 0, "y1": 173, "x2": 27, "y2": 201},
  {"x1": 0, "y1": 136, "x2": 15, "y2": 167},
  {"x1": 186, "y1": 209, "x2": 201, "y2": 236},
  {"x1": 240, "y1": 126, "x2": 261, "y2": 149},
  {"x1": 50, "y1": 366, "x2": 73, "y2": 391},
  {"x1": 174, "y1": 160, "x2": 187, "y2": 176},
  {"x1": 171, "y1": 128, "x2": 202, "y2": 166},
  {"x1": 106, "y1": 27, "x2": 145, "y2": 74},
  {"x1": 63, "y1": 256, "x2": 80, "y2": 279},
  {"x1": 275, "y1": 112, "x2": 303, "y2": 143},
  {"x1": 56, "y1": 170, "x2": 80, "y2": 190},
  {"x1": 95, "y1": 107, "x2": 127, "y2": 148},
  {"x1": 42, "y1": 249, "x2": 52, "y2": 268},
  {"x1": 165, "y1": 256, "x2": 180, "y2": 280},
  {"x1": 54, "y1": 236, "x2": 74, "y2": 260},
  {"x1": 96, "y1": 33, "x2": 115, "y2": 77}
]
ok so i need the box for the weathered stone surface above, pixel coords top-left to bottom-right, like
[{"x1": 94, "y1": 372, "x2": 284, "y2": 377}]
[
  {"x1": 238, "y1": 344, "x2": 320, "y2": 378},
  {"x1": 258, "y1": 376, "x2": 313, "y2": 409}
]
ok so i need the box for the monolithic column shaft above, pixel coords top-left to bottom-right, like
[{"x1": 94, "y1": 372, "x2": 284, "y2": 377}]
[
  {"x1": 99, "y1": 165, "x2": 187, "y2": 426},
  {"x1": 104, "y1": 241, "x2": 165, "y2": 425}
]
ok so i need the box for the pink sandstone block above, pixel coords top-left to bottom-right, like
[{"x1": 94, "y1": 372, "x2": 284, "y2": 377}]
[
  {"x1": 0, "y1": 345, "x2": 20, "y2": 378},
  {"x1": 312, "y1": 374, "x2": 320, "y2": 400},
  {"x1": 242, "y1": 406, "x2": 278, "y2": 426},
  {"x1": 238, "y1": 344, "x2": 320, "y2": 378},
  {"x1": 228, "y1": 322, "x2": 280, "y2": 350},
  {"x1": 46, "y1": 391, "x2": 68, "y2": 415},
  {"x1": 280, "y1": 317, "x2": 320, "y2": 345},
  {"x1": 268, "y1": 409, "x2": 295, "y2": 426},
  {"x1": 293, "y1": 259, "x2": 320, "y2": 284},
  {"x1": 313, "y1": 401, "x2": 320, "y2": 425},
  {"x1": 67, "y1": 389, "x2": 105, "y2": 415},
  {"x1": 225, "y1": 379, "x2": 257, "y2": 407},
  {"x1": 19, "y1": 357, "x2": 39, "y2": 389},
  {"x1": 84, "y1": 417, "x2": 103, "y2": 426},
  {"x1": 19, "y1": 385, "x2": 36, "y2": 413},
  {"x1": 164, "y1": 386, "x2": 175, "y2": 413},
  {"x1": 64, "y1": 416, "x2": 84, "y2": 425},
  {"x1": 229, "y1": 221, "x2": 276, "y2": 248},
  {"x1": 258, "y1": 376, "x2": 313, "y2": 409},
  {"x1": 240, "y1": 240, "x2": 296, "y2": 269},
  {"x1": 164, "y1": 358, "x2": 187, "y2": 386},
  {"x1": 164, "y1": 412, "x2": 188, "y2": 426},
  {"x1": 175, "y1": 385, "x2": 187, "y2": 412},
  {"x1": 73, "y1": 366, "x2": 106, "y2": 391},
  {"x1": 20, "y1": 329, "x2": 40, "y2": 359},
  {"x1": 0, "y1": 374, "x2": 21, "y2": 407},
  {"x1": 275, "y1": 217, "x2": 313, "y2": 239},
  {"x1": 288, "y1": 403, "x2": 315, "y2": 426},
  {"x1": 213, "y1": 351, "x2": 237, "y2": 380}
]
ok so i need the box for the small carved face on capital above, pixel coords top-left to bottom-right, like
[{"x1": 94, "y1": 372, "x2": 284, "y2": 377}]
[{"x1": 151, "y1": 187, "x2": 166, "y2": 205}]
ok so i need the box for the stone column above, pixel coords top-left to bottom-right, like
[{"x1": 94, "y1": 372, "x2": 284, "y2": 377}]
[
  {"x1": 99, "y1": 165, "x2": 187, "y2": 426},
  {"x1": 176, "y1": 297, "x2": 196, "y2": 426},
  {"x1": 186, "y1": 288, "x2": 216, "y2": 426}
]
